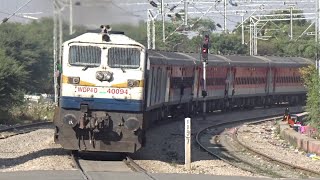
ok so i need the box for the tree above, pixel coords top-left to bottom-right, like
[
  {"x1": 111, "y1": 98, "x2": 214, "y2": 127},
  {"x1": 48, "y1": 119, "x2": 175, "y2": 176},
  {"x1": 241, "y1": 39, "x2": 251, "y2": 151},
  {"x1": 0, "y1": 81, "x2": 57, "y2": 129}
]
[
  {"x1": 300, "y1": 65, "x2": 320, "y2": 132},
  {"x1": 0, "y1": 49, "x2": 28, "y2": 111}
]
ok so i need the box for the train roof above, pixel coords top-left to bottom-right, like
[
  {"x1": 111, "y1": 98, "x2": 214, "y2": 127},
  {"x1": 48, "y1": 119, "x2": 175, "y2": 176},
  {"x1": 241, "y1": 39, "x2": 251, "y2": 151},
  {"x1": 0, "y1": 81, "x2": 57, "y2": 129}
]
[
  {"x1": 148, "y1": 50, "x2": 313, "y2": 67},
  {"x1": 63, "y1": 32, "x2": 144, "y2": 48}
]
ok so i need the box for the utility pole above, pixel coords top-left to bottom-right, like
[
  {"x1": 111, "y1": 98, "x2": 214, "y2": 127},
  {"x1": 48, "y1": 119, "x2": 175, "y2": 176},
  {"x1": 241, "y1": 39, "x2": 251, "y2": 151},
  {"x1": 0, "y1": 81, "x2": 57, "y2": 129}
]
[
  {"x1": 53, "y1": 0, "x2": 58, "y2": 104},
  {"x1": 53, "y1": 0, "x2": 65, "y2": 104},
  {"x1": 284, "y1": 2, "x2": 296, "y2": 40},
  {"x1": 316, "y1": 0, "x2": 318, "y2": 71},
  {"x1": 236, "y1": 10, "x2": 247, "y2": 44},
  {"x1": 147, "y1": 9, "x2": 157, "y2": 49},
  {"x1": 152, "y1": 18, "x2": 156, "y2": 49},
  {"x1": 184, "y1": 0, "x2": 188, "y2": 26},
  {"x1": 290, "y1": 6, "x2": 293, "y2": 40},
  {"x1": 59, "y1": 11, "x2": 63, "y2": 64},
  {"x1": 224, "y1": 0, "x2": 227, "y2": 33},
  {"x1": 253, "y1": 21, "x2": 257, "y2": 55},
  {"x1": 249, "y1": 17, "x2": 253, "y2": 56},
  {"x1": 69, "y1": 0, "x2": 73, "y2": 35},
  {"x1": 147, "y1": 10, "x2": 151, "y2": 49},
  {"x1": 161, "y1": 0, "x2": 165, "y2": 42}
]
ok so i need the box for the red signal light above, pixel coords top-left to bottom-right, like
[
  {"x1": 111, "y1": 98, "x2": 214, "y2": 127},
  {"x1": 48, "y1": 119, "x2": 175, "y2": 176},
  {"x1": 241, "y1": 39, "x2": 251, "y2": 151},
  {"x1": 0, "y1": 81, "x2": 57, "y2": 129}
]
[{"x1": 202, "y1": 48, "x2": 208, "y2": 53}]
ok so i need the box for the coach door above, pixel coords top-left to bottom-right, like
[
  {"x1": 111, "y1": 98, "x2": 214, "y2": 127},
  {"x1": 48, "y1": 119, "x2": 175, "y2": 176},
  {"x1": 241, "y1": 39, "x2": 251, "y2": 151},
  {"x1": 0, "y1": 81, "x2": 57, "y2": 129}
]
[{"x1": 227, "y1": 67, "x2": 235, "y2": 97}]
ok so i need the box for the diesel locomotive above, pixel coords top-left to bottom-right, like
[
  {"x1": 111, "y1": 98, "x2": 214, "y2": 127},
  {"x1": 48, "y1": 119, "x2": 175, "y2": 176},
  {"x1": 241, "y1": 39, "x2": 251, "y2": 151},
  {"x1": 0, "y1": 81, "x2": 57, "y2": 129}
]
[{"x1": 53, "y1": 26, "x2": 312, "y2": 153}]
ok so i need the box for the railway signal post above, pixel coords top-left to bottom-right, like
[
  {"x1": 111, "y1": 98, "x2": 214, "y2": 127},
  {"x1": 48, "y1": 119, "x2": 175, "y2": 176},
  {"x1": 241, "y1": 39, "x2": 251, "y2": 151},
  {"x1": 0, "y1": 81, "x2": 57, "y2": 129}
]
[{"x1": 202, "y1": 35, "x2": 209, "y2": 120}]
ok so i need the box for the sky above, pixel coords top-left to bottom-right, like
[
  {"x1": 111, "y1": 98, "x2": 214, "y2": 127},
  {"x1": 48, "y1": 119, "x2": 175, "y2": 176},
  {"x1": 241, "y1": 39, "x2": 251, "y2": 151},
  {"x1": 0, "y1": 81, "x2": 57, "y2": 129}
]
[
  {"x1": 0, "y1": 0, "x2": 316, "y2": 32},
  {"x1": 0, "y1": 0, "x2": 143, "y2": 26}
]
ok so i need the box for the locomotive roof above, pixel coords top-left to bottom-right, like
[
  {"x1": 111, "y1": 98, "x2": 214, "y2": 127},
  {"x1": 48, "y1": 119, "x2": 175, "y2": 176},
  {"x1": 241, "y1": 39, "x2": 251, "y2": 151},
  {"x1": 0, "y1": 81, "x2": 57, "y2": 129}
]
[
  {"x1": 63, "y1": 32, "x2": 144, "y2": 47},
  {"x1": 148, "y1": 50, "x2": 313, "y2": 67}
]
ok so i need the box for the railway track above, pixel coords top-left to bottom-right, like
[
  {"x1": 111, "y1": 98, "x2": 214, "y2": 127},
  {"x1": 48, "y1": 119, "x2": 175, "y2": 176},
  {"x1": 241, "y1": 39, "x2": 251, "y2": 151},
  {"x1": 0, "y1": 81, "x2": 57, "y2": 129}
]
[
  {"x1": 234, "y1": 121, "x2": 320, "y2": 177},
  {"x1": 0, "y1": 121, "x2": 52, "y2": 139},
  {"x1": 72, "y1": 152, "x2": 156, "y2": 180},
  {"x1": 196, "y1": 115, "x2": 320, "y2": 178}
]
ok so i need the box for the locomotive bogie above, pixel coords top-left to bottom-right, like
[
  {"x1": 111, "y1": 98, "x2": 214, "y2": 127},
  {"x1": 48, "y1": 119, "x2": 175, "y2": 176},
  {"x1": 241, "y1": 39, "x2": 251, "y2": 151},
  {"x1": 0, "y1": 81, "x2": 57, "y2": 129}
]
[{"x1": 54, "y1": 107, "x2": 144, "y2": 152}]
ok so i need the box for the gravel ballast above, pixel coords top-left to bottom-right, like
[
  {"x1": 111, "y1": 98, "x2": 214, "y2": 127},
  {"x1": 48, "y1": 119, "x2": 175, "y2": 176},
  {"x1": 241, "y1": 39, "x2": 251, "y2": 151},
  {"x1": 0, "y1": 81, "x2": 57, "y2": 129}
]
[
  {"x1": 0, "y1": 106, "x2": 313, "y2": 177},
  {"x1": 237, "y1": 121, "x2": 320, "y2": 173},
  {"x1": 0, "y1": 126, "x2": 76, "y2": 172}
]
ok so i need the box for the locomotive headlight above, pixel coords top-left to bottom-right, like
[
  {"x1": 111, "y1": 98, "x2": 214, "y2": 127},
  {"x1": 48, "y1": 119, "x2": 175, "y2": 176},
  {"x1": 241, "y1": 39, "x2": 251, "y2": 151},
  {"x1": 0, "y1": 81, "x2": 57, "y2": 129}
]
[
  {"x1": 127, "y1": 79, "x2": 140, "y2": 87},
  {"x1": 96, "y1": 71, "x2": 113, "y2": 81},
  {"x1": 96, "y1": 71, "x2": 104, "y2": 81},
  {"x1": 124, "y1": 117, "x2": 140, "y2": 131},
  {"x1": 68, "y1": 77, "x2": 80, "y2": 84},
  {"x1": 104, "y1": 71, "x2": 113, "y2": 81},
  {"x1": 128, "y1": 79, "x2": 134, "y2": 87}
]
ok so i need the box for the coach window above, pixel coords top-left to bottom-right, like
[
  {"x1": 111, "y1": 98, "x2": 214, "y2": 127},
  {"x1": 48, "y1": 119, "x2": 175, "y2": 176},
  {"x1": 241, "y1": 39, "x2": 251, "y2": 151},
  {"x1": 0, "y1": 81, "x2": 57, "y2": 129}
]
[
  {"x1": 108, "y1": 47, "x2": 140, "y2": 69},
  {"x1": 69, "y1": 45, "x2": 101, "y2": 66}
]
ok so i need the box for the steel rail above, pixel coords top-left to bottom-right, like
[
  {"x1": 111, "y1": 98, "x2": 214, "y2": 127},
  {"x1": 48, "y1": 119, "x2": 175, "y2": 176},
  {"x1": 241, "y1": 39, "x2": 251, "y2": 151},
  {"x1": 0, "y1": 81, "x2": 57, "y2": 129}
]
[
  {"x1": 194, "y1": 112, "x2": 320, "y2": 178},
  {"x1": 234, "y1": 121, "x2": 320, "y2": 177},
  {"x1": 71, "y1": 152, "x2": 156, "y2": 180},
  {"x1": 125, "y1": 155, "x2": 157, "y2": 180},
  {"x1": 195, "y1": 114, "x2": 286, "y2": 177},
  {"x1": 0, "y1": 121, "x2": 52, "y2": 139},
  {"x1": 71, "y1": 152, "x2": 90, "y2": 180}
]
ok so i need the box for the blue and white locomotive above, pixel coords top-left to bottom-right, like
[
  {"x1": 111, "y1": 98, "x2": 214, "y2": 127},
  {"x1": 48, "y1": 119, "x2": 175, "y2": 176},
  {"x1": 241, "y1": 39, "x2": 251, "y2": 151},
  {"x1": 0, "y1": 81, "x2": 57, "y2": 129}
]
[{"x1": 54, "y1": 26, "x2": 147, "y2": 152}]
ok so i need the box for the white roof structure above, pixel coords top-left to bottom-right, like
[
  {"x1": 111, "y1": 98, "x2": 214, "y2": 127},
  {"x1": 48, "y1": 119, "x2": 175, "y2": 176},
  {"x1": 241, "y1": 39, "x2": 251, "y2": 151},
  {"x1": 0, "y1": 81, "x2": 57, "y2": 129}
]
[{"x1": 64, "y1": 32, "x2": 144, "y2": 47}]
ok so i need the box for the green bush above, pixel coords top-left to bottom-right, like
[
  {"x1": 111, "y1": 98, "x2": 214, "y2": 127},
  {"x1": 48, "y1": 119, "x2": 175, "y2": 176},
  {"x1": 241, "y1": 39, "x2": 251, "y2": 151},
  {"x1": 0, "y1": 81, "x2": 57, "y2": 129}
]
[{"x1": 9, "y1": 97, "x2": 55, "y2": 122}]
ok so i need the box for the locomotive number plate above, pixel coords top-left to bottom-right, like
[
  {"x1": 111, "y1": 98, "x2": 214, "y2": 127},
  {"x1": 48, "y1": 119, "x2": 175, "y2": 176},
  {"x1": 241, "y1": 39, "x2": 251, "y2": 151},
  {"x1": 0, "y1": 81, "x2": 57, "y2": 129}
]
[
  {"x1": 106, "y1": 88, "x2": 128, "y2": 94},
  {"x1": 76, "y1": 86, "x2": 98, "y2": 93},
  {"x1": 75, "y1": 86, "x2": 129, "y2": 95}
]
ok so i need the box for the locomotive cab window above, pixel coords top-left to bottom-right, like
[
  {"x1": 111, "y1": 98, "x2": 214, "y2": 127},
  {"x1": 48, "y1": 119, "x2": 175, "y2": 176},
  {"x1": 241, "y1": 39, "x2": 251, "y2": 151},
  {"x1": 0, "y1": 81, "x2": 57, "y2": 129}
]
[
  {"x1": 69, "y1": 45, "x2": 101, "y2": 66},
  {"x1": 108, "y1": 47, "x2": 140, "y2": 69}
]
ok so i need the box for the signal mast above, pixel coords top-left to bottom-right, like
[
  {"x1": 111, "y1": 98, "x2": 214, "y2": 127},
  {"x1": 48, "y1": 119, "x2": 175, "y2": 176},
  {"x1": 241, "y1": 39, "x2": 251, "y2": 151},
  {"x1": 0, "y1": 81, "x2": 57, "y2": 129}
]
[{"x1": 202, "y1": 34, "x2": 209, "y2": 119}]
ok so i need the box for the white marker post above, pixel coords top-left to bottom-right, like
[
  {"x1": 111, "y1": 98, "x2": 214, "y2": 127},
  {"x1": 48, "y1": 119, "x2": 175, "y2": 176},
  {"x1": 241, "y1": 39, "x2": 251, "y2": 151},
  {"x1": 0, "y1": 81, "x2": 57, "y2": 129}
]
[{"x1": 185, "y1": 117, "x2": 191, "y2": 170}]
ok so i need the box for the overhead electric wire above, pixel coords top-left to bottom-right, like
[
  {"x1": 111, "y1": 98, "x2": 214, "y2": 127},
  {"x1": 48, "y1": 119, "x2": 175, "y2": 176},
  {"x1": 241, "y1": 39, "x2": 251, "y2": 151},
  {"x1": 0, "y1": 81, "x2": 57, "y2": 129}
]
[
  {"x1": 0, "y1": 0, "x2": 33, "y2": 24},
  {"x1": 110, "y1": 1, "x2": 144, "y2": 19}
]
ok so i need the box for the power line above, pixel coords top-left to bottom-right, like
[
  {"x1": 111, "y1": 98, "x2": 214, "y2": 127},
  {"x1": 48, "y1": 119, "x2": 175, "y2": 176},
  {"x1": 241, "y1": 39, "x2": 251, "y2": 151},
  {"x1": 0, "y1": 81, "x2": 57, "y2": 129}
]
[
  {"x1": 1, "y1": 0, "x2": 33, "y2": 24},
  {"x1": 110, "y1": 1, "x2": 144, "y2": 19}
]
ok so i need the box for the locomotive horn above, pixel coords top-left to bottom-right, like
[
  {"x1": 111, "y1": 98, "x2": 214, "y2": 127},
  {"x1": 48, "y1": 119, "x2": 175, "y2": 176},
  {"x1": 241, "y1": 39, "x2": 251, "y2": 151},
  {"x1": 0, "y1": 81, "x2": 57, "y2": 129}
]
[
  {"x1": 100, "y1": 25, "x2": 112, "y2": 42},
  {"x1": 100, "y1": 25, "x2": 112, "y2": 33}
]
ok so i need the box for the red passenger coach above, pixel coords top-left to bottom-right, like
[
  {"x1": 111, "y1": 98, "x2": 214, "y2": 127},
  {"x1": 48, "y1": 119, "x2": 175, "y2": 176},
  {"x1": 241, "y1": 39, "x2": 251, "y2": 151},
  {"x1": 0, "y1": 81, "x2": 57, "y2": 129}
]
[
  {"x1": 204, "y1": 67, "x2": 228, "y2": 96},
  {"x1": 233, "y1": 67, "x2": 267, "y2": 96},
  {"x1": 267, "y1": 57, "x2": 308, "y2": 105},
  {"x1": 146, "y1": 50, "x2": 311, "y2": 123}
]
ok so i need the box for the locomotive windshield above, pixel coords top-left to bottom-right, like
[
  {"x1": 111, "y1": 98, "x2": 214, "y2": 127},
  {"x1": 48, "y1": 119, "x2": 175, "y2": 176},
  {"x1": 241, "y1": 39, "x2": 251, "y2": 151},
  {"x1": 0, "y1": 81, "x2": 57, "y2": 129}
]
[
  {"x1": 69, "y1": 45, "x2": 101, "y2": 66},
  {"x1": 108, "y1": 47, "x2": 140, "y2": 69}
]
